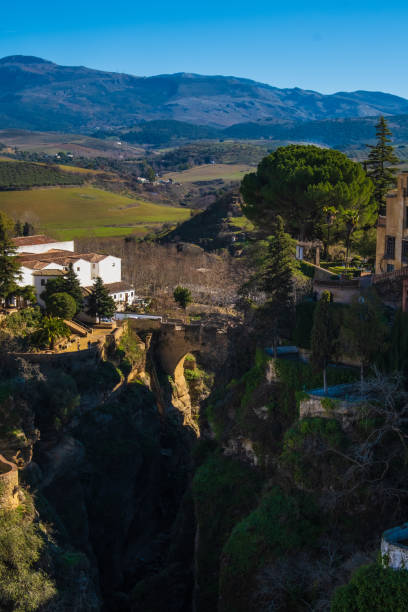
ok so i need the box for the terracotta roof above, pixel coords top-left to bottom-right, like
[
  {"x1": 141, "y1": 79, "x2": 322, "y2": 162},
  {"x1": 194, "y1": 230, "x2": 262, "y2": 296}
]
[
  {"x1": 79, "y1": 253, "x2": 108, "y2": 263},
  {"x1": 32, "y1": 269, "x2": 65, "y2": 276},
  {"x1": 83, "y1": 281, "x2": 134, "y2": 296},
  {"x1": 12, "y1": 235, "x2": 58, "y2": 247}
]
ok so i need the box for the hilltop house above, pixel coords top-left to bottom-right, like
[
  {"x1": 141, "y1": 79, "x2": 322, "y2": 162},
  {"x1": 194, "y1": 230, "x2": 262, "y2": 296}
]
[{"x1": 13, "y1": 235, "x2": 135, "y2": 310}]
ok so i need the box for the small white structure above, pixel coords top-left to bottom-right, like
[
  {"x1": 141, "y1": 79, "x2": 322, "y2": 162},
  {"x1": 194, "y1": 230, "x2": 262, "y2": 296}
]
[{"x1": 381, "y1": 524, "x2": 408, "y2": 570}]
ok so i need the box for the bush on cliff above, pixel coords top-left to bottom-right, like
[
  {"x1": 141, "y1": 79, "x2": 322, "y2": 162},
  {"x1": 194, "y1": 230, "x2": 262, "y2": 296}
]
[
  {"x1": 192, "y1": 453, "x2": 262, "y2": 612},
  {"x1": 331, "y1": 561, "x2": 408, "y2": 612},
  {"x1": 219, "y1": 487, "x2": 320, "y2": 612},
  {"x1": 280, "y1": 417, "x2": 347, "y2": 488},
  {"x1": 0, "y1": 506, "x2": 56, "y2": 611}
]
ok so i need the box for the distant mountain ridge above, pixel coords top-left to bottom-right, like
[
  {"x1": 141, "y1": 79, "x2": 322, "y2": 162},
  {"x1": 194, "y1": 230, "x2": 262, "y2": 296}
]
[{"x1": 1, "y1": 55, "x2": 408, "y2": 132}]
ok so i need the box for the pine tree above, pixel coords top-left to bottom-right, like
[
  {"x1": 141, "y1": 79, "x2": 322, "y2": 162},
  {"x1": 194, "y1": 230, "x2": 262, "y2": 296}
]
[
  {"x1": 311, "y1": 291, "x2": 336, "y2": 394},
  {"x1": 14, "y1": 220, "x2": 23, "y2": 237},
  {"x1": 0, "y1": 212, "x2": 22, "y2": 302},
  {"x1": 63, "y1": 263, "x2": 83, "y2": 313},
  {"x1": 87, "y1": 277, "x2": 116, "y2": 321},
  {"x1": 366, "y1": 116, "x2": 399, "y2": 214},
  {"x1": 261, "y1": 216, "x2": 295, "y2": 356}
]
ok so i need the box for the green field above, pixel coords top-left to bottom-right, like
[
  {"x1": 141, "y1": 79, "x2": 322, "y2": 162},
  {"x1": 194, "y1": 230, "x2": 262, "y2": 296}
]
[
  {"x1": 162, "y1": 163, "x2": 254, "y2": 183},
  {"x1": 0, "y1": 186, "x2": 191, "y2": 239}
]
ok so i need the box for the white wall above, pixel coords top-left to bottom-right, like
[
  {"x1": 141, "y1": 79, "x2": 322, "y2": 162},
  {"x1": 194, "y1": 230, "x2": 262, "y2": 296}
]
[
  {"x1": 71, "y1": 258, "x2": 93, "y2": 287},
  {"x1": 15, "y1": 240, "x2": 74, "y2": 255},
  {"x1": 18, "y1": 266, "x2": 34, "y2": 288},
  {"x1": 96, "y1": 256, "x2": 121, "y2": 284}
]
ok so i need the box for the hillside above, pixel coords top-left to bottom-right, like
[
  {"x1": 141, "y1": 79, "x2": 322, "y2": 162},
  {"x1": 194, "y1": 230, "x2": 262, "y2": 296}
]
[
  {"x1": 2, "y1": 55, "x2": 408, "y2": 131},
  {"x1": 0, "y1": 186, "x2": 191, "y2": 239},
  {"x1": 161, "y1": 192, "x2": 254, "y2": 250}
]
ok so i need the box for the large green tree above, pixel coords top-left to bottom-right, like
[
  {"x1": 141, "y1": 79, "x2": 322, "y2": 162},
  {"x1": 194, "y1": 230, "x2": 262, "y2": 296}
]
[
  {"x1": 0, "y1": 211, "x2": 22, "y2": 302},
  {"x1": 366, "y1": 116, "x2": 399, "y2": 214},
  {"x1": 87, "y1": 277, "x2": 116, "y2": 321},
  {"x1": 241, "y1": 145, "x2": 374, "y2": 240}
]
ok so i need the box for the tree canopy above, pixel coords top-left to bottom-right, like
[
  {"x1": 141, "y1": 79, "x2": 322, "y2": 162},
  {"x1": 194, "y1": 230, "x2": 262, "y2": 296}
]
[
  {"x1": 241, "y1": 145, "x2": 375, "y2": 240},
  {"x1": 45, "y1": 292, "x2": 76, "y2": 320}
]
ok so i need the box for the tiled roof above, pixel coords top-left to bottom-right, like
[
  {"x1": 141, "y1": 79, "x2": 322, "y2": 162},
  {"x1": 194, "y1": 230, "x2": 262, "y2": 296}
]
[
  {"x1": 79, "y1": 253, "x2": 107, "y2": 263},
  {"x1": 12, "y1": 235, "x2": 58, "y2": 247},
  {"x1": 32, "y1": 269, "x2": 65, "y2": 276},
  {"x1": 83, "y1": 281, "x2": 134, "y2": 296}
]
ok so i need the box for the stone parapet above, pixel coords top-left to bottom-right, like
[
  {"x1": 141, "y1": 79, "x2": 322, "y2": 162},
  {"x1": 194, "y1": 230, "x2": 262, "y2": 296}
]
[{"x1": 0, "y1": 454, "x2": 19, "y2": 510}]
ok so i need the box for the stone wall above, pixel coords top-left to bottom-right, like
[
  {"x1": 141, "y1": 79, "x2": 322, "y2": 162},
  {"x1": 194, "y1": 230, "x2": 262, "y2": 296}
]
[
  {"x1": 381, "y1": 523, "x2": 408, "y2": 569},
  {"x1": 0, "y1": 455, "x2": 19, "y2": 510},
  {"x1": 299, "y1": 391, "x2": 363, "y2": 428}
]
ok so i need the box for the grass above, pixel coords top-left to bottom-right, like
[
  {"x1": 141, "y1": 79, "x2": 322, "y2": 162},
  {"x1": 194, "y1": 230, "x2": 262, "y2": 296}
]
[
  {"x1": 162, "y1": 163, "x2": 254, "y2": 183},
  {"x1": 228, "y1": 216, "x2": 254, "y2": 231},
  {"x1": 0, "y1": 186, "x2": 191, "y2": 239}
]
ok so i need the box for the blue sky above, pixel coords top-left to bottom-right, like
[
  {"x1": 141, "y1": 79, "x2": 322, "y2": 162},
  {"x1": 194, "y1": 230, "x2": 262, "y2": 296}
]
[{"x1": 2, "y1": 0, "x2": 408, "y2": 97}]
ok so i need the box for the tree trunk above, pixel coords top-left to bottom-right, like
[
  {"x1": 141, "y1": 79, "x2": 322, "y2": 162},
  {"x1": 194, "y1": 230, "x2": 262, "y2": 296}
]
[
  {"x1": 360, "y1": 362, "x2": 364, "y2": 395},
  {"x1": 323, "y1": 367, "x2": 327, "y2": 395}
]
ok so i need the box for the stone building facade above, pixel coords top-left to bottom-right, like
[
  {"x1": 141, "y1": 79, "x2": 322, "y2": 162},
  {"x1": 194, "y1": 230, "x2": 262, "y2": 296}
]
[{"x1": 376, "y1": 173, "x2": 408, "y2": 274}]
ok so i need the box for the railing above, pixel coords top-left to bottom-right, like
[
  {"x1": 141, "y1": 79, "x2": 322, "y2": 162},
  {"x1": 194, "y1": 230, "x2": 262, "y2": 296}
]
[{"x1": 373, "y1": 267, "x2": 408, "y2": 283}]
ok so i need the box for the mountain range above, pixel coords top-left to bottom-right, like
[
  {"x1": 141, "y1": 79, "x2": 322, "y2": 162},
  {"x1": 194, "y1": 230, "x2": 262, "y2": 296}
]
[{"x1": 2, "y1": 55, "x2": 408, "y2": 132}]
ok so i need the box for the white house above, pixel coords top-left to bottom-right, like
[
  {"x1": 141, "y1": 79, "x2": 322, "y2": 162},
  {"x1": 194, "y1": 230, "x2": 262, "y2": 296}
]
[
  {"x1": 13, "y1": 235, "x2": 74, "y2": 255},
  {"x1": 13, "y1": 235, "x2": 131, "y2": 309}
]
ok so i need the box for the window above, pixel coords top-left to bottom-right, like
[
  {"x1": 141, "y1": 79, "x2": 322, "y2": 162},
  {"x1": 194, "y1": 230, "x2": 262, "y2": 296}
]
[
  {"x1": 76, "y1": 266, "x2": 80, "y2": 271},
  {"x1": 41, "y1": 279, "x2": 46, "y2": 286},
  {"x1": 112, "y1": 262, "x2": 115, "y2": 267},
  {"x1": 406, "y1": 207, "x2": 408, "y2": 228},
  {"x1": 403, "y1": 240, "x2": 408, "y2": 261},
  {"x1": 114, "y1": 294, "x2": 117, "y2": 299},
  {"x1": 387, "y1": 264, "x2": 395, "y2": 272},
  {"x1": 385, "y1": 236, "x2": 395, "y2": 259}
]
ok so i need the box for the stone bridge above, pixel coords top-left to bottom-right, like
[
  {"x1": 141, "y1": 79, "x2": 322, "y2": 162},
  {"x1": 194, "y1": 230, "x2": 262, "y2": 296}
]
[
  {"x1": 156, "y1": 321, "x2": 229, "y2": 380},
  {"x1": 126, "y1": 317, "x2": 230, "y2": 413}
]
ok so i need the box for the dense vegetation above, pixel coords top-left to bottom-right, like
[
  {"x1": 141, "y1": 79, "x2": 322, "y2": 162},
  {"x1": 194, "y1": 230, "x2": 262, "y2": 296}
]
[{"x1": 0, "y1": 161, "x2": 84, "y2": 189}]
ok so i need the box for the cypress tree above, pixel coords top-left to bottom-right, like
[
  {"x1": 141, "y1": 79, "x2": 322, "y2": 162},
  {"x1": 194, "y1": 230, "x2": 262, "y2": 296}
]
[
  {"x1": 366, "y1": 116, "x2": 399, "y2": 214},
  {"x1": 311, "y1": 291, "x2": 336, "y2": 394},
  {"x1": 64, "y1": 264, "x2": 83, "y2": 313},
  {"x1": 261, "y1": 216, "x2": 295, "y2": 356},
  {"x1": 0, "y1": 212, "x2": 22, "y2": 302},
  {"x1": 87, "y1": 277, "x2": 116, "y2": 321}
]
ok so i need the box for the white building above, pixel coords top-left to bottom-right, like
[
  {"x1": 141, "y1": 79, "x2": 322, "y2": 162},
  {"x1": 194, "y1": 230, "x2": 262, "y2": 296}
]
[
  {"x1": 13, "y1": 235, "x2": 74, "y2": 255},
  {"x1": 13, "y1": 235, "x2": 133, "y2": 310}
]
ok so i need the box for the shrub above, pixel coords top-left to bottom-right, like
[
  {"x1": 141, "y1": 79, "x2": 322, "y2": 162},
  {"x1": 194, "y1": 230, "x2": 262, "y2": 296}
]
[
  {"x1": 45, "y1": 292, "x2": 76, "y2": 320},
  {"x1": 331, "y1": 561, "x2": 408, "y2": 612},
  {"x1": 192, "y1": 453, "x2": 262, "y2": 612},
  {"x1": 280, "y1": 417, "x2": 347, "y2": 488},
  {"x1": 0, "y1": 507, "x2": 56, "y2": 611},
  {"x1": 219, "y1": 487, "x2": 319, "y2": 612}
]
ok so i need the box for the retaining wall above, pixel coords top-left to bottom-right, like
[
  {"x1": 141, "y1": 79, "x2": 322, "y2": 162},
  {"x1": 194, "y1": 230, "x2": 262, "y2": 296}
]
[{"x1": 0, "y1": 455, "x2": 19, "y2": 510}]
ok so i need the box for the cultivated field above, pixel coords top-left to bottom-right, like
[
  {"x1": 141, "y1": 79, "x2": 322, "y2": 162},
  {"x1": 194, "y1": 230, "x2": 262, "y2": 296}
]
[
  {"x1": 0, "y1": 186, "x2": 191, "y2": 239},
  {"x1": 162, "y1": 163, "x2": 254, "y2": 183},
  {"x1": 0, "y1": 129, "x2": 145, "y2": 158}
]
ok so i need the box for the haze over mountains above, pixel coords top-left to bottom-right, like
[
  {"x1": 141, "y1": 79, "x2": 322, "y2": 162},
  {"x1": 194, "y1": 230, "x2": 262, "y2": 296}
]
[{"x1": 2, "y1": 55, "x2": 408, "y2": 133}]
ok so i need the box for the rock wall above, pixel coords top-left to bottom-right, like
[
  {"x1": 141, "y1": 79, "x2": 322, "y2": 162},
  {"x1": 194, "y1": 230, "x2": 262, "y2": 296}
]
[{"x1": 0, "y1": 454, "x2": 19, "y2": 509}]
